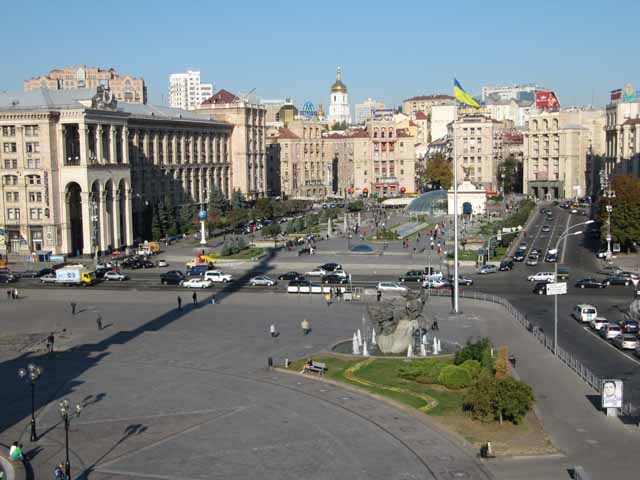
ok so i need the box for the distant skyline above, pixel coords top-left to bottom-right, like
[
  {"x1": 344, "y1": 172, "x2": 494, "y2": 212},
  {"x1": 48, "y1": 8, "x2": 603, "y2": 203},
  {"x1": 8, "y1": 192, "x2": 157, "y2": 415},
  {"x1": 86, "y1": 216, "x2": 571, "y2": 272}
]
[{"x1": 1, "y1": 0, "x2": 637, "y2": 111}]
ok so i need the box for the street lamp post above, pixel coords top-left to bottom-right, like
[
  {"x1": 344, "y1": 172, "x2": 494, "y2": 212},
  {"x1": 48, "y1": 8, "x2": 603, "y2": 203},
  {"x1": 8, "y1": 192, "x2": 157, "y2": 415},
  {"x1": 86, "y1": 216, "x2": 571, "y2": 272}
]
[
  {"x1": 59, "y1": 399, "x2": 82, "y2": 479},
  {"x1": 552, "y1": 219, "x2": 595, "y2": 355},
  {"x1": 603, "y1": 181, "x2": 616, "y2": 260},
  {"x1": 18, "y1": 363, "x2": 42, "y2": 441},
  {"x1": 90, "y1": 194, "x2": 99, "y2": 267}
]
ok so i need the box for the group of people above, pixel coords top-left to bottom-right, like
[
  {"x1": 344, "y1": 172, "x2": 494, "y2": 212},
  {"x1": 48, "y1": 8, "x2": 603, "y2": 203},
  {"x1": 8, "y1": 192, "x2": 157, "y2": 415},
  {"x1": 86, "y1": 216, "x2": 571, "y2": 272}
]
[
  {"x1": 9, "y1": 442, "x2": 67, "y2": 478},
  {"x1": 5, "y1": 288, "x2": 19, "y2": 300},
  {"x1": 69, "y1": 301, "x2": 103, "y2": 330},
  {"x1": 269, "y1": 318, "x2": 312, "y2": 337}
]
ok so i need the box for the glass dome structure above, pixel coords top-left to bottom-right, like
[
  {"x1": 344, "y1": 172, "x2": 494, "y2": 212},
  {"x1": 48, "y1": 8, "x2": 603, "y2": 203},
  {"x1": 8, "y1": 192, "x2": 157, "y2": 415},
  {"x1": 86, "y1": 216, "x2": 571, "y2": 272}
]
[{"x1": 405, "y1": 190, "x2": 448, "y2": 216}]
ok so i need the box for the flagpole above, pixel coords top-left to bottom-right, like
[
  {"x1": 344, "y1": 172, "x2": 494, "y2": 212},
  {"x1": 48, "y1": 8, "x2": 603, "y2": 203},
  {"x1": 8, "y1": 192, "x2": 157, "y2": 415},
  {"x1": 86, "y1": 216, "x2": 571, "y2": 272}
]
[{"x1": 452, "y1": 110, "x2": 460, "y2": 314}]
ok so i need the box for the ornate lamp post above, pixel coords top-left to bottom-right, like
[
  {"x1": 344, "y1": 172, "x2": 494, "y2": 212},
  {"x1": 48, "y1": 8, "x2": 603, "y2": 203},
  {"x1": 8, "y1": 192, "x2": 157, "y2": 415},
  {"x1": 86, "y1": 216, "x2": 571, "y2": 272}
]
[
  {"x1": 18, "y1": 363, "x2": 42, "y2": 441},
  {"x1": 198, "y1": 210, "x2": 208, "y2": 245},
  {"x1": 59, "y1": 399, "x2": 82, "y2": 479}
]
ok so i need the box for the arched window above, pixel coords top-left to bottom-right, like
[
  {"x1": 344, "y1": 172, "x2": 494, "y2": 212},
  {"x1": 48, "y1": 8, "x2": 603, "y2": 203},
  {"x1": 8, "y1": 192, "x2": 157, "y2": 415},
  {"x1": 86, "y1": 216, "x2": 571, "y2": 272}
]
[
  {"x1": 381, "y1": 128, "x2": 386, "y2": 138},
  {"x1": 388, "y1": 129, "x2": 393, "y2": 138},
  {"x1": 373, "y1": 128, "x2": 378, "y2": 138},
  {"x1": 543, "y1": 119, "x2": 548, "y2": 130},
  {"x1": 552, "y1": 119, "x2": 559, "y2": 129},
  {"x1": 532, "y1": 120, "x2": 538, "y2": 131},
  {"x1": 3, "y1": 174, "x2": 18, "y2": 186}
]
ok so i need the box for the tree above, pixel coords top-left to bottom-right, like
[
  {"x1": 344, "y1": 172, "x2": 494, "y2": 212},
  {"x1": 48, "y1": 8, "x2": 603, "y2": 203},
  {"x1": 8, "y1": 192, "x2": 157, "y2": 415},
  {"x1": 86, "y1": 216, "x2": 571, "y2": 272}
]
[
  {"x1": 179, "y1": 204, "x2": 198, "y2": 234},
  {"x1": 263, "y1": 223, "x2": 281, "y2": 238},
  {"x1": 151, "y1": 205, "x2": 163, "y2": 241},
  {"x1": 161, "y1": 195, "x2": 179, "y2": 236},
  {"x1": 497, "y1": 155, "x2": 523, "y2": 194},
  {"x1": 330, "y1": 121, "x2": 348, "y2": 131},
  {"x1": 231, "y1": 190, "x2": 246, "y2": 210},
  {"x1": 208, "y1": 188, "x2": 229, "y2": 216},
  {"x1": 604, "y1": 175, "x2": 640, "y2": 250},
  {"x1": 422, "y1": 153, "x2": 453, "y2": 190},
  {"x1": 255, "y1": 198, "x2": 273, "y2": 220}
]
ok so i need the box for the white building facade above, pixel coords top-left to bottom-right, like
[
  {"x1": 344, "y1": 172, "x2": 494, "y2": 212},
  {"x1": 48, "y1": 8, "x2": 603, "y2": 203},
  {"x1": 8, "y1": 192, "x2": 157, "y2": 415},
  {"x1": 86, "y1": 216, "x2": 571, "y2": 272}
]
[
  {"x1": 355, "y1": 98, "x2": 385, "y2": 125},
  {"x1": 328, "y1": 67, "x2": 351, "y2": 126},
  {"x1": 168, "y1": 70, "x2": 214, "y2": 111}
]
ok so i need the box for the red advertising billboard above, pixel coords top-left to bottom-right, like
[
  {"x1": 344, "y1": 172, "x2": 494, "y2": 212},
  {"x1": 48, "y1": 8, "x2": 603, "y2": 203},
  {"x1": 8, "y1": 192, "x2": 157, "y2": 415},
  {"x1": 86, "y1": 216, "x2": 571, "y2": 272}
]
[
  {"x1": 610, "y1": 89, "x2": 622, "y2": 102},
  {"x1": 535, "y1": 91, "x2": 560, "y2": 110}
]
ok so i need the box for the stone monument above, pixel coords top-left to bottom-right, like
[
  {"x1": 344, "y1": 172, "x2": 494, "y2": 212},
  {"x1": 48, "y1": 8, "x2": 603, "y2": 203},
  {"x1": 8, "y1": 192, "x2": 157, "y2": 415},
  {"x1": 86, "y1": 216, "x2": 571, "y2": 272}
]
[{"x1": 367, "y1": 291, "x2": 429, "y2": 354}]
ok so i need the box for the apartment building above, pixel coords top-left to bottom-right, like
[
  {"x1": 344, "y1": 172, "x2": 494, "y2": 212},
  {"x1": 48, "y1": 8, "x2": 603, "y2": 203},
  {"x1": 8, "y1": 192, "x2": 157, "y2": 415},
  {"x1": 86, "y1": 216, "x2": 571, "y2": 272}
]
[{"x1": 168, "y1": 70, "x2": 214, "y2": 111}]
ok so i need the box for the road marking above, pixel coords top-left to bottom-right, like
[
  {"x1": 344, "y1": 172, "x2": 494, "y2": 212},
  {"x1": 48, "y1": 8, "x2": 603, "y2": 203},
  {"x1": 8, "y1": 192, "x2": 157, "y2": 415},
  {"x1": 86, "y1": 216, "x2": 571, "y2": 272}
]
[
  {"x1": 582, "y1": 325, "x2": 640, "y2": 366},
  {"x1": 560, "y1": 213, "x2": 573, "y2": 264}
]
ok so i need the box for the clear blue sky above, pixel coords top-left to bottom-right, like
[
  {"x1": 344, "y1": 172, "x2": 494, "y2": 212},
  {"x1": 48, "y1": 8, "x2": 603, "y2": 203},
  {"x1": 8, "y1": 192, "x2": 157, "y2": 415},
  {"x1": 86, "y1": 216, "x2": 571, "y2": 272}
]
[{"x1": 1, "y1": 0, "x2": 636, "y2": 110}]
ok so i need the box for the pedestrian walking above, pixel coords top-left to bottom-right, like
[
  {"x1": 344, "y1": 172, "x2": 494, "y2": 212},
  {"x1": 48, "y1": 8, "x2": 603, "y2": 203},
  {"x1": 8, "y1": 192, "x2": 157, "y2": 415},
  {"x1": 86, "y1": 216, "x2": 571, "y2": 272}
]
[
  {"x1": 301, "y1": 318, "x2": 311, "y2": 335},
  {"x1": 431, "y1": 319, "x2": 439, "y2": 331},
  {"x1": 13, "y1": 288, "x2": 18, "y2": 299},
  {"x1": 96, "y1": 313, "x2": 102, "y2": 331},
  {"x1": 325, "y1": 292, "x2": 332, "y2": 307},
  {"x1": 6, "y1": 289, "x2": 11, "y2": 300},
  {"x1": 270, "y1": 324, "x2": 277, "y2": 337},
  {"x1": 70, "y1": 301, "x2": 77, "y2": 315},
  {"x1": 177, "y1": 296, "x2": 182, "y2": 310},
  {"x1": 47, "y1": 332, "x2": 55, "y2": 353},
  {"x1": 192, "y1": 291, "x2": 198, "y2": 305},
  {"x1": 54, "y1": 463, "x2": 65, "y2": 480},
  {"x1": 376, "y1": 290, "x2": 382, "y2": 302}
]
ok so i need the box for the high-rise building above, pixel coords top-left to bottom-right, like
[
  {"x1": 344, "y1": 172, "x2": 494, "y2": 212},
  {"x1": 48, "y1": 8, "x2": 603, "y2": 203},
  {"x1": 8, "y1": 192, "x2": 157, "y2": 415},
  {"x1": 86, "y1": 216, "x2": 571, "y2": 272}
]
[
  {"x1": 604, "y1": 94, "x2": 640, "y2": 178},
  {"x1": 523, "y1": 108, "x2": 605, "y2": 199},
  {"x1": 168, "y1": 70, "x2": 213, "y2": 111},
  {"x1": 355, "y1": 98, "x2": 385, "y2": 125},
  {"x1": 402, "y1": 94, "x2": 454, "y2": 118},
  {"x1": 24, "y1": 65, "x2": 147, "y2": 104},
  {"x1": 481, "y1": 84, "x2": 544, "y2": 103},
  {"x1": 328, "y1": 67, "x2": 350, "y2": 126}
]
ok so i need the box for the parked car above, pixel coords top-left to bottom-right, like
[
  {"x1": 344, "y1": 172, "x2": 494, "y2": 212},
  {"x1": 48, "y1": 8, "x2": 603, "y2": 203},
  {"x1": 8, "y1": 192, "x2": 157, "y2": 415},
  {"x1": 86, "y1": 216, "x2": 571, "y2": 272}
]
[
  {"x1": 575, "y1": 278, "x2": 609, "y2": 289},
  {"x1": 160, "y1": 270, "x2": 185, "y2": 285},
  {"x1": 499, "y1": 259, "x2": 514, "y2": 271},
  {"x1": 104, "y1": 271, "x2": 129, "y2": 281},
  {"x1": 377, "y1": 282, "x2": 408, "y2": 293},
  {"x1": 305, "y1": 268, "x2": 327, "y2": 277},
  {"x1": 478, "y1": 264, "x2": 498, "y2": 275},
  {"x1": 590, "y1": 317, "x2": 609, "y2": 330},
  {"x1": 573, "y1": 304, "x2": 598, "y2": 323},
  {"x1": 278, "y1": 271, "x2": 304, "y2": 281},
  {"x1": 203, "y1": 271, "x2": 233, "y2": 283},
  {"x1": 250, "y1": 275, "x2": 276, "y2": 286},
  {"x1": 399, "y1": 270, "x2": 425, "y2": 282},
  {"x1": 16, "y1": 270, "x2": 39, "y2": 278},
  {"x1": 181, "y1": 278, "x2": 213, "y2": 288},
  {"x1": 619, "y1": 319, "x2": 639, "y2": 334},
  {"x1": 40, "y1": 273, "x2": 58, "y2": 284},
  {"x1": 318, "y1": 263, "x2": 342, "y2": 272},
  {"x1": 599, "y1": 323, "x2": 622, "y2": 340},
  {"x1": 612, "y1": 333, "x2": 638, "y2": 350},
  {"x1": 528, "y1": 272, "x2": 555, "y2": 283}
]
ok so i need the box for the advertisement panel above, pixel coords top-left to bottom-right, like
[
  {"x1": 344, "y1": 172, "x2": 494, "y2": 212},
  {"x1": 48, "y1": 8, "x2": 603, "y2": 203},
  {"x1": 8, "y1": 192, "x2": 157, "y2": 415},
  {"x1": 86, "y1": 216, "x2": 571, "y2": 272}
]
[
  {"x1": 535, "y1": 91, "x2": 560, "y2": 110},
  {"x1": 610, "y1": 89, "x2": 622, "y2": 102},
  {"x1": 601, "y1": 379, "x2": 623, "y2": 409}
]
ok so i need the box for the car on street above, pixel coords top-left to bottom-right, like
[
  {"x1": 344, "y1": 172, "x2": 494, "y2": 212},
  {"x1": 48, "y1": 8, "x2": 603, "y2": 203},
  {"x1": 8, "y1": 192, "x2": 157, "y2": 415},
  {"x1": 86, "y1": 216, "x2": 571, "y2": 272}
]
[
  {"x1": 619, "y1": 319, "x2": 639, "y2": 334},
  {"x1": 574, "y1": 277, "x2": 609, "y2": 289},
  {"x1": 16, "y1": 270, "x2": 39, "y2": 278},
  {"x1": 40, "y1": 273, "x2": 58, "y2": 284},
  {"x1": 598, "y1": 265, "x2": 622, "y2": 276},
  {"x1": 203, "y1": 271, "x2": 233, "y2": 283},
  {"x1": 518, "y1": 242, "x2": 528, "y2": 251},
  {"x1": 399, "y1": 270, "x2": 425, "y2": 282},
  {"x1": 526, "y1": 255, "x2": 539, "y2": 266},
  {"x1": 596, "y1": 250, "x2": 608, "y2": 259},
  {"x1": 528, "y1": 272, "x2": 555, "y2": 283},
  {"x1": 612, "y1": 334, "x2": 638, "y2": 350},
  {"x1": 37, "y1": 268, "x2": 55, "y2": 277},
  {"x1": 478, "y1": 264, "x2": 498, "y2": 275},
  {"x1": 590, "y1": 317, "x2": 609, "y2": 330},
  {"x1": 377, "y1": 281, "x2": 408, "y2": 294},
  {"x1": 160, "y1": 270, "x2": 185, "y2": 285},
  {"x1": 350, "y1": 244, "x2": 374, "y2": 253},
  {"x1": 532, "y1": 282, "x2": 550, "y2": 295},
  {"x1": 544, "y1": 250, "x2": 558, "y2": 263},
  {"x1": 573, "y1": 304, "x2": 598, "y2": 323},
  {"x1": 599, "y1": 323, "x2": 622, "y2": 340},
  {"x1": 278, "y1": 271, "x2": 304, "y2": 281},
  {"x1": 423, "y1": 278, "x2": 449, "y2": 289},
  {"x1": 305, "y1": 268, "x2": 328, "y2": 277},
  {"x1": 181, "y1": 278, "x2": 213, "y2": 289},
  {"x1": 514, "y1": 250, "x2": 526, "y2": 262},
  {"x1": 556, "y1": 267, "x2": 570, "y2": 280},
  {"x1": 323, "y1": 274, "x2": 349, "y2": 284},
  {"x1": 318, "y1": 263, "x2": 342, "y2": 272},
  {"x1": 249, "y1": 275, "x2": 277, "y2": 286},
  {"x1": 448, "y1": 274, "x2": 473, "y2": 286},
  {"x1": 541, "y1": 225, "x2": 551, "y2": 232},
  {"x1": 0, "y1": 272, "x2": 17, "y2": 284},
  {"x1": 499, "y1": 259, "x2": 514, "y2": 271},
  {"x1": 104, "y1": 271, "x2": 129, "y2": 281},
  {"x1": 156, "y1": 259, "x2": 168, "y2": 267}
]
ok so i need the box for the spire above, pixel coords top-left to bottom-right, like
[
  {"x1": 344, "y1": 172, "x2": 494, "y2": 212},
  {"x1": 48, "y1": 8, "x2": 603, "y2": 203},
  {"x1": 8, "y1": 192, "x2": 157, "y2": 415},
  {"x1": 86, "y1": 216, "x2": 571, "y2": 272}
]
[
  {"x1": 331, "y1": 66, "x2": 347, "y2": 93},
  {"x1": 336, "y1": 66, "x2": 342, "y2": 82}
]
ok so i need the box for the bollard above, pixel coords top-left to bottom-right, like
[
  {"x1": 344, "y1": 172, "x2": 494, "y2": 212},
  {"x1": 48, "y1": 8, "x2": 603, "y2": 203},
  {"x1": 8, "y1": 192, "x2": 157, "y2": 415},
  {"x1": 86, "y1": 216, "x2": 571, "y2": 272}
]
[
  {"x1": 285, "y1": 358, "x2": 289, "y2": 368},
  {"x1": 267, "y1": 357, "x2": 273, "y2": 368}
]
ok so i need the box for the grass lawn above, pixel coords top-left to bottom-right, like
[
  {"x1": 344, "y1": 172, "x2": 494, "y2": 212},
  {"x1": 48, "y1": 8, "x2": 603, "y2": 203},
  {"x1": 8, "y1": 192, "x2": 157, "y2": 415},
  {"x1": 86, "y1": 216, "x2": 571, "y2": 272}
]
[
  {"x1": 223, "y1": 247, "x2": 266, "y2": 259},
  {"x1": 286, "y1": 353, "x2": 556, "y2": 457}
]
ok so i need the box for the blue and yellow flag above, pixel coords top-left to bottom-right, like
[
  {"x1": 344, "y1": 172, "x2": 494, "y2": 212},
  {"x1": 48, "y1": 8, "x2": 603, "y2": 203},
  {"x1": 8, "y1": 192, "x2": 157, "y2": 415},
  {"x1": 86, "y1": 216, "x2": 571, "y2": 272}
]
[{"x1": 453, "y1": 79, "x2": 480, "y2": 108}]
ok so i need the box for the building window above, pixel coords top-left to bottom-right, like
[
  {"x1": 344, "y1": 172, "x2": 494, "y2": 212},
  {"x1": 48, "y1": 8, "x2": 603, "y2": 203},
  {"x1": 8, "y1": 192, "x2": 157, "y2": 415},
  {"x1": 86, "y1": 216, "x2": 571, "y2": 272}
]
[
  {"x1": 26, "y1": 158, "x2": 41, "y2": 169},
  {"x1": 3, "y1": 175, "x2": 18, "y2": 185},
  {"x1": 26, "y1": 175, "x2": 42, "y2": 185},
  {"x1": 3, "y1": 142, "x2": 17, "y2": 153},
  {"x1": 3, "y1": 159, "x2": 17, "y2": 169},
  {"x1": 5, "y1": 191, "x2": 18, "y2": 202},
  {"x1": 29, "y1": 208, "x2": 43, "y2": 220},
  {"x1": 28, "y1": 191, "x2": 42, "y2": 202},
  {"x1": 24, "y1": 125, "x2": 40, "y2": 137},
  {"x1": 2, "y1": 126, "x2": 16, "y2": 136},
  {"x1": 7, "y1": 208, "x2": 20, "y2": 221},
  {"x1": 25, "y1": 142, "x2": 40, "y2": 153}
]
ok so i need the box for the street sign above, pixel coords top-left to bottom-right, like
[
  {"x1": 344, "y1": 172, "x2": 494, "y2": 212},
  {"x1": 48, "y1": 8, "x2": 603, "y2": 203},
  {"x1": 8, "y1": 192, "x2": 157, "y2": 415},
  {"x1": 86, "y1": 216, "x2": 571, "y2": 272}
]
[{"x1": 546, "y1": 282, "x2": 567, "y2": 295}]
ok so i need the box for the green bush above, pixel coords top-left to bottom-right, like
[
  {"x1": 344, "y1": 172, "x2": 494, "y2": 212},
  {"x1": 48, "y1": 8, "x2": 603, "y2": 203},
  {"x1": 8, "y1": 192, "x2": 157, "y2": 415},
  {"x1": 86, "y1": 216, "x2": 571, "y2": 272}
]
[
  {"x1": 454, "y1": 337, "x2": 494, "y2": 371},
  {"x1": 347, "y1": 200, "x2": 363, "y2": 212},
  {"x1": 262, "y1": 223, "x2": 281, "y2": 238},
  {"x1": 463, "y1": 376, "x2": 534, "y2": 424},
  {"x1": 459, "y1": 359, "x2": 482, "y2": 379},
  {"x1": 398, "y1": 360, "x2": 448, "y2": 384},
  {"x1": 221, "y1": 237, "x2": 247, "y2": 256},
  {"x1": 438, "y1": 365, "x2": 473, "y2": 389}
]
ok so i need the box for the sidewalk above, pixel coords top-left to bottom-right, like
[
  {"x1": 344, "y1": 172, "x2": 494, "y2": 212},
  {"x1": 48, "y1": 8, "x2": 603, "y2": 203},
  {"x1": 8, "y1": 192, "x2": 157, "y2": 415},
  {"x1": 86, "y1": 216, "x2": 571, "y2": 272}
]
[{"x1": 449, "y1": 298, "x2": 640, "y2": 479}]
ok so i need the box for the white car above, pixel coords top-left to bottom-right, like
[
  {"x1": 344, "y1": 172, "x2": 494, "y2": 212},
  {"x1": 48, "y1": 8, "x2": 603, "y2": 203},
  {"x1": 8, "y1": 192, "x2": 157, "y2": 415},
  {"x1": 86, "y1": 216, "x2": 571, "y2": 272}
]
[
  {"x1": 526, "y1": 256, "x2": 539, "y2": 266},
  {"x1": 599, "y1": 323, "x2": 622, "y2": 340},
  {"x1": 612, "y1": 334, "x2": 639, "y2": 350},
  {"x1": 250, "y1": 275, "x2": 276, "y2": 286},
  {"x1": 203, "y1": 271, "x2": 233, "y2": 283},
  {"x1": 377, "y1": 282, "x2": 408, "y2": 293},
  {"x1": 590, "y1": 317, "x2": 609, "y2": 330},
  {"x1": 422, "y1": 278, "x2": 448, "y2": 289},
  {"x1": 157, "y1": 259, "x2": 168, "y2": 267},
  {"x1": 181, "y1": 278, "x2": 212, "y2": 288},
  {"x1": 40, "y1": 273, "x2": 57, "y2": 284},
  {"x1": 332, "y1": 270, "x2": 349, "y2": 279},
  {"x1": 96, "y1": 261, "x2": 115, "y2": 269},
  {"x1": 305, "y1": 268, "x2": 328, "y2": 277},
  {"x1": 104, "y1": 271, "x2": 129, "y2": 281},
  {"x1": 528, "y1": 272, "x2": 555, "y2": 283}
]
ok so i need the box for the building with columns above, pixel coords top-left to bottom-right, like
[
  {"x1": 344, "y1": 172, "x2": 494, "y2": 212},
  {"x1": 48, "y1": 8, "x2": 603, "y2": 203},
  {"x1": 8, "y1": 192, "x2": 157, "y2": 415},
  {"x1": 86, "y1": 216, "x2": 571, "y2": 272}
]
[
  {"x1": 0, "y1": 87, "x2": 233, "y2": 257},
  {"x1": 604, "y1": 99, "x2": 640, "y2": 177},
  {"x1": 196, "y1": 89, "x2": 267, "y2": 198},
  {"x1": 24, "y1": 65, "x2": 147, "y2": 104}
]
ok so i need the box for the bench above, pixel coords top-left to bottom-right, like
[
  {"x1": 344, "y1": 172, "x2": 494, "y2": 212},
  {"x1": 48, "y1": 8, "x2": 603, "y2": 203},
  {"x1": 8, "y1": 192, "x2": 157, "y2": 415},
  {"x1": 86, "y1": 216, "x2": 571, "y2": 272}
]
[{"x1": 303, "y1": 361, "x2": 327, "y2": 376}]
